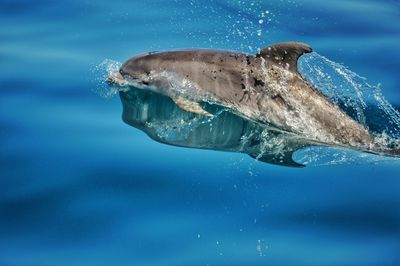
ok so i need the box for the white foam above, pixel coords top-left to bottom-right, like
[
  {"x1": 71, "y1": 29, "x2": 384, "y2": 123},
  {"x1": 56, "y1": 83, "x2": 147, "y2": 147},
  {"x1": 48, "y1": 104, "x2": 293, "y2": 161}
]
[{"x1": 92, "y1": 59, "x2": 128, "y2": 99}]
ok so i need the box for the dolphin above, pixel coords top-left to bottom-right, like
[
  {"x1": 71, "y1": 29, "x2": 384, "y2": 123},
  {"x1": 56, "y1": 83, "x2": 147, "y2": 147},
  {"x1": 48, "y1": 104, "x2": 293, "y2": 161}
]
[{"x1": 110, "y1": 42, "x2": 399, "y2": 166}]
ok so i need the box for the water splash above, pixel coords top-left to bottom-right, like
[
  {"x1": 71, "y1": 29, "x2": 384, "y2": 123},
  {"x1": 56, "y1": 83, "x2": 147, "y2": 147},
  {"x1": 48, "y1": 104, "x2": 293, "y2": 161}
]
[
  {"x1": 299, "y1": 53, "x2": 400, "y2": 140},
  {"x1": 92, "y1": 59, "x2": 128, "y2": 99}
]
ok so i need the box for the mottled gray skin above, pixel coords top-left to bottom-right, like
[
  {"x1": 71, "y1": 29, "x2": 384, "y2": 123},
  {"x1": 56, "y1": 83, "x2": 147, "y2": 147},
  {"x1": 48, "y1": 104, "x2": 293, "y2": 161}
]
[{"x1": 120, "y1": 42, "x2": 375, "y2": 150}]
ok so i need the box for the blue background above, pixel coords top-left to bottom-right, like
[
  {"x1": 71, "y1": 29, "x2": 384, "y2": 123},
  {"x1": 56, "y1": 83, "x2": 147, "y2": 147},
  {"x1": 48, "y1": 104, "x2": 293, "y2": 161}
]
[{"x1": 1, "y1": 0, "x2": 400, "y2": 265}]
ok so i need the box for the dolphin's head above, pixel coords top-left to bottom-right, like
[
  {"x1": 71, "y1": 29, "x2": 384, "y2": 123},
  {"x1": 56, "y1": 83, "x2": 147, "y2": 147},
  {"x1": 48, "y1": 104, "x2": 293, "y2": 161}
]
[
  {"x1": 118, "y1": 51, "x2": 177, "y2": 93},
  {"x1": 119, "y1": 52, "x2": 159, "y2": 86}
]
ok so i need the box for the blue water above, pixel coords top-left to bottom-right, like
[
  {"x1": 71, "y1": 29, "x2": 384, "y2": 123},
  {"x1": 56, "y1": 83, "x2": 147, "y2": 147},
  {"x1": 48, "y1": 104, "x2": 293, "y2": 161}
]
[{"x1": 1, "y1": 0, "x2": 400, "y2": 265}]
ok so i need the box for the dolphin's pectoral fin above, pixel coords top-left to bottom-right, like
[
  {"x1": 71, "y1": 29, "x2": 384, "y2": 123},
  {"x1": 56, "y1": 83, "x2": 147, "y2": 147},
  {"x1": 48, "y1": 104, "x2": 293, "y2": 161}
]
[
  {"x1": 249, "y1": 147, "x2": 305, "y2": 168},
  {"x1": 172, "y1": 97, "x2": 213, "y2": 117},
  {"x1": 258, "y1": 42, "x2": 313, "y2": 73}
]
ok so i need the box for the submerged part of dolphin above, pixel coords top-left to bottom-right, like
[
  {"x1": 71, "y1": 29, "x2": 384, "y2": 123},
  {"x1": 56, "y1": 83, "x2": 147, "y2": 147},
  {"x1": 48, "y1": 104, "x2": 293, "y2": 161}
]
[
  {"x1": 110, "y1": 42, "x2": 400, "y2": 167},
  {"x1": 120, "y1": 86, "x2": 316, "y2": 167}
]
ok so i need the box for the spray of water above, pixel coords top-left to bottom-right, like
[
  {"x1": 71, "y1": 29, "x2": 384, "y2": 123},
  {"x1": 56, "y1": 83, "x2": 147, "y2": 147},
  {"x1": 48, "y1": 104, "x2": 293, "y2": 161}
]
[
  {"x1": 299, "y1": 53, "x2": 400, "y2": 140},
  {"x1": 91, "y1": 59, "x2": 128, "y2": 99}
]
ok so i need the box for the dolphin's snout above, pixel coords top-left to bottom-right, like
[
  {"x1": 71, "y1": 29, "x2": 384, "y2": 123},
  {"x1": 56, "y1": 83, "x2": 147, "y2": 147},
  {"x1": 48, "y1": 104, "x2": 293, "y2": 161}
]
[{"x1": 106, "y1": 70, "x2": 129, "y2": 87}]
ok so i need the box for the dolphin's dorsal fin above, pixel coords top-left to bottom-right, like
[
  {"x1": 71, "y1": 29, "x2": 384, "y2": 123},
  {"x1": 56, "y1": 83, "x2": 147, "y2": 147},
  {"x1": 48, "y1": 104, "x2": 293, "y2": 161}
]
[{"x1": 258, "y1": 42, "x2": 313, "y2": 73}]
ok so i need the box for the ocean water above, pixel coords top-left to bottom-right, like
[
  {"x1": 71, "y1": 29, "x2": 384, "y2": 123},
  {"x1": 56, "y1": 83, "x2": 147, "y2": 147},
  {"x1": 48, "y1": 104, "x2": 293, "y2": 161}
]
[{"x1": 1, "y1": 0, "x2": 400, "y2": 265}]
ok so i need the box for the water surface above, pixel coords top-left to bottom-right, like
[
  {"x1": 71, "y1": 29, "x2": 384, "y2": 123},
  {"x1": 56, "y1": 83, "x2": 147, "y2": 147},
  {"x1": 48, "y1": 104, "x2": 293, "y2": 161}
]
[{"x1": 1, "y1": 0, "x2": 400, "y2": 265}]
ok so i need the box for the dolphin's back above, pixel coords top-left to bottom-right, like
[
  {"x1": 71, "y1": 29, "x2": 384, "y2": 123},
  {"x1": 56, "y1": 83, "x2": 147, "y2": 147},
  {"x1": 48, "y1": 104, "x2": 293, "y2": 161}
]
[{"x1": 124, "y1": 49, "x2": 255, "y2": 103}]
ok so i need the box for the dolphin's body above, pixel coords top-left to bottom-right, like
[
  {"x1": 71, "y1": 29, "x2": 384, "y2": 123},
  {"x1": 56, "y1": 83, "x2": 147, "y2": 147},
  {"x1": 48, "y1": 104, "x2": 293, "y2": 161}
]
[{"x1": 112, "y1": 42, "x2": 397, "y2": 166}]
